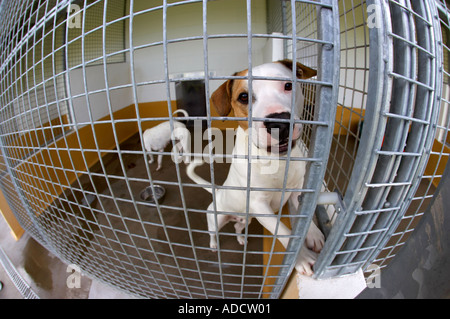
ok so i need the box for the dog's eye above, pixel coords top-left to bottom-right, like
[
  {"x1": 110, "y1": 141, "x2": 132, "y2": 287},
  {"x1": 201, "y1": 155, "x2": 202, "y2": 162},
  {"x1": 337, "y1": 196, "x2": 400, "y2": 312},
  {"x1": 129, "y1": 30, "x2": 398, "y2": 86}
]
[
  {"x1": 238, "y1": 92, "x2": 249, "y2": 104},
  {"x1": 285, "y1": 82, "x2": 293, "y2": 91}
]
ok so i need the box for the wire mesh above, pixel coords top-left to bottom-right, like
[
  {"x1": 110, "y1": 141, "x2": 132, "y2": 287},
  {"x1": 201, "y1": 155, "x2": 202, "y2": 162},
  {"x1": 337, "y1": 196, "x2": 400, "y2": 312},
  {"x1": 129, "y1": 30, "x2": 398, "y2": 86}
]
[
  {"x1": 371, "y1": 0, "x2": 450, "y2": 270},
  {"x1": 314, "y1": 0, "x2": 447, "y2": 279},
  {"x1": 0, "y1": 245, "x2": 40, "y2": 299},
  {"x1": 0, "y1": 0, "x2": 338, "y2": 299},
  {"x1": 0, "y1": 0, "x2": 448, "y2": 299}
]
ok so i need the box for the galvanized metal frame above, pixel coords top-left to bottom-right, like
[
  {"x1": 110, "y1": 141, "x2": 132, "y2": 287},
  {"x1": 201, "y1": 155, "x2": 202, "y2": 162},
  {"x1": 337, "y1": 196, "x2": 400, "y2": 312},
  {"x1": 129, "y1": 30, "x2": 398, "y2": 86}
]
[
  {"x1": 314, "y1": 0, "x2": 444, "y2": 279},
  {"x1": 372, "y1": 0, "x2": 450, "y2": 271},
  {"x1": 269, "y1": 0, "x2": 340, "y2": 297}
]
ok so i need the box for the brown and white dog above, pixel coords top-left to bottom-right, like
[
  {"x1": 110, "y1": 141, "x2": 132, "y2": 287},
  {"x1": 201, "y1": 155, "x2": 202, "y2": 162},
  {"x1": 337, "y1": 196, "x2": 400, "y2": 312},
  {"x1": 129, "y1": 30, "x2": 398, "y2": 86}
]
[{"x1": 187, "y1": 60, "x2": 324, "y2": 276}]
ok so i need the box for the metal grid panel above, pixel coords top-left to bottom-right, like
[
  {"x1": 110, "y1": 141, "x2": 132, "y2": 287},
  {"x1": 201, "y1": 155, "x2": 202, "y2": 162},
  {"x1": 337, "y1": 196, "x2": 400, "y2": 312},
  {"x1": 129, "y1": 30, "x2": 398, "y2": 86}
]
[
  {"x1": 374, "y1": 2, "x2": 449, "y2": 267},
  {"x1": 0, "y1": 0, "x2": 448, "y2": 299},
  {"x1": 314, "y1": 0, "x2": 445, "y2": 279},
  {"x1": 0, "y1": 245, "x2": 40, "y2": 299},
  {"x1": 326, "y1": 0, "x2": 369, "y2": 195},
  {"x1": 0, "y1": 0, "x2": 339, "y2": 299},
  {"x1": 0, "y1": 0, "x2": 70, "y2": 162},
  {"x1": 66, "y1": 0, "x2": 126, "y2": 68},
  {"x1": 373, "y1": 0, "x2": 450, "y2": 270}
]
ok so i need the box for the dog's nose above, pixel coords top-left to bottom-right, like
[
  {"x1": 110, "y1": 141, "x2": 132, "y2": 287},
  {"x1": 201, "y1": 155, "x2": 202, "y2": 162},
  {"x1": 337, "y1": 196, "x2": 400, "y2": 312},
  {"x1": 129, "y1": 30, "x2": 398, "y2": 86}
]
[{"x1": 264, "y1": 112, "x2": 292, "y2": 142}]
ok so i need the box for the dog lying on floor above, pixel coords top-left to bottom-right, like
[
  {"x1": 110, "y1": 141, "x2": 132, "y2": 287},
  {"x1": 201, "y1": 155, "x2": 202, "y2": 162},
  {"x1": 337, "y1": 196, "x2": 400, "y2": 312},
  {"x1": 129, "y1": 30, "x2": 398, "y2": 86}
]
[
  {"x1": 187, "y1": 60, "x2": 325, "y2": 276},
  {"x1": 143, "y1": 109, "x2": 190, "y2": 171}
]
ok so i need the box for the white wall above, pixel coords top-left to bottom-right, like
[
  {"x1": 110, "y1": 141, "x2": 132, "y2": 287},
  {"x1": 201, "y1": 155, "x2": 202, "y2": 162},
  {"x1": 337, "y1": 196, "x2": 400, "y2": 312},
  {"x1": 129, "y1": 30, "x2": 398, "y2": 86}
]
[
  {"x1": 131, "y1": 0, "x2": 270, "y2": 103},
  {"x1": 66, "y1": 0, "x2": 133, "y2": 125},
  {"x1": 68, "y1": 0, "x2": 274, "y2": 124},
  {"x1": 68, "y1": 62, "x2": 134, "y2": 124}
]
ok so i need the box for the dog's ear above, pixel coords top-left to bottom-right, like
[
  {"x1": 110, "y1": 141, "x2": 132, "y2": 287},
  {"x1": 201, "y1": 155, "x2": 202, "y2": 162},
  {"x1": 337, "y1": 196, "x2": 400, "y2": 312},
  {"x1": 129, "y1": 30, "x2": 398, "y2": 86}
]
[
  {"x1": 211, "y1": 79, "x2": 233, "y2": 116},
  {"x1": 278, "y1": 59, "x2": 317, "y2": 79}
]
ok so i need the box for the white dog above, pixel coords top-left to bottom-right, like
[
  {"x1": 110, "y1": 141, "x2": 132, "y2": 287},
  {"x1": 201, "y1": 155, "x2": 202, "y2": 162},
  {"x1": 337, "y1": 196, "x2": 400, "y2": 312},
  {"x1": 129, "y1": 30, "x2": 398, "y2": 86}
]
[
  {"x1": 187, "y1": 60, "x2": 325, "y2": 276},
  {"x1": 143, "y1": 109, "x2": 190, "y2": 171}
]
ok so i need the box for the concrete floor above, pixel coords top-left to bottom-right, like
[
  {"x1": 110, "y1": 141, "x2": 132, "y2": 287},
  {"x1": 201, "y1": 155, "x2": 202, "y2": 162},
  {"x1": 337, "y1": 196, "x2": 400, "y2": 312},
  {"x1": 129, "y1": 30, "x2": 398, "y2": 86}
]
[
  {"x1": 0, "y1": 131, "x2": 262, "y2": 299},
  {"x1": 0, "y1": 130, "x2": 435, "y2": 299},
  {"x1": 0, "y1": 213, "x2": 137, "y2": 299}
]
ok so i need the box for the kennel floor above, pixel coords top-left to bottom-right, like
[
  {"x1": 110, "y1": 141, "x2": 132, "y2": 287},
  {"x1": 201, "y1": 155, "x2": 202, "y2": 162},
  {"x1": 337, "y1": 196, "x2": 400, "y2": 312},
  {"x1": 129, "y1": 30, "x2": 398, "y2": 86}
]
[
  {"x1": 0, "y1": 132, "x2": 434, "y2": 298},
  {"x1": 39, "y1": 131, "x2": 264, "y2": 298}
]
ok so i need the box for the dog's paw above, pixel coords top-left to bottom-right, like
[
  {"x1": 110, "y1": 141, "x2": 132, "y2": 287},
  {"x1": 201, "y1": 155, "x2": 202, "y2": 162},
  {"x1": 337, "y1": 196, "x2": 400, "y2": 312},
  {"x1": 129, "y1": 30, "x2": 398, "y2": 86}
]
[
  {"x1": 156, "y1": 165, "x2": 162, "y2": 171},
  {"x1": 210, "y1": 240, "x2": 218, "y2": 252},
  {"x1": 295, "y1": 247, "x2": 317, "y2": 276},
  {"x1": 305, "y1": 222, "x2": 324, "y2": 253},
  {"x1": 237, "y1": 236, "x2": 246, "y2": 246}
]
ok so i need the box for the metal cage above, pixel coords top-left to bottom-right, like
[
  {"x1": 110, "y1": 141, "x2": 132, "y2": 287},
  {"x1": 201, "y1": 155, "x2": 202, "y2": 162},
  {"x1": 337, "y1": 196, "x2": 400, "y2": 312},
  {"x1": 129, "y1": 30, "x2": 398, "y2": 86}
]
[
  {"x1": 315, "y1": 0, "x2": 446, "y2": 279},
  {"x1": 0, "y1": 0, "x2": 448, "y2": 299}
]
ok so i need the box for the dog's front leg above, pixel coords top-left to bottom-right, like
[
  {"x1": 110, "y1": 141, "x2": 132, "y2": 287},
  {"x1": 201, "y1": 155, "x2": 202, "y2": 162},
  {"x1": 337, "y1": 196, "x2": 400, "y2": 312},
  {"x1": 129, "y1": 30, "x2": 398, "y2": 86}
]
[
  {"x1": 252, "y1": 201, "x2": 316, "y2": 276},
  {"x1": 295, "y1": 246, "x2": 317, "y2": 276},
  {"x1": 289, "y1": 192, "x2": 324, "y2": 253},
  {"x1": 251, "y1": 202, "x2": 292, "y2": 249},
  {"x1": 156, "y1": 149, "x2": 164, "y2": 171}
]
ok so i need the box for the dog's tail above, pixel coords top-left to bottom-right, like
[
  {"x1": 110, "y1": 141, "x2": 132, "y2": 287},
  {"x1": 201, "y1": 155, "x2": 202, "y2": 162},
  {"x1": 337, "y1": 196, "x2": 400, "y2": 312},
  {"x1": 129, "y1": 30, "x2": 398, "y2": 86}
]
[
  {"x1": 186, "y1": 160, "x2": 212, "y2": 194},
  {"x1": 173, "y1": 109, "x2": 189, "y2": 118}
]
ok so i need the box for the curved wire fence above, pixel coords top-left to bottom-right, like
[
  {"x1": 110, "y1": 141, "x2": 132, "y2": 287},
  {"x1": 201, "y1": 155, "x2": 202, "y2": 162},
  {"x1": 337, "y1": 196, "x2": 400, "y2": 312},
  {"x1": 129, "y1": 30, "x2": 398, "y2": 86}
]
[{"x1": 0, "y1": 0, "x2": 448, "y2": 299}]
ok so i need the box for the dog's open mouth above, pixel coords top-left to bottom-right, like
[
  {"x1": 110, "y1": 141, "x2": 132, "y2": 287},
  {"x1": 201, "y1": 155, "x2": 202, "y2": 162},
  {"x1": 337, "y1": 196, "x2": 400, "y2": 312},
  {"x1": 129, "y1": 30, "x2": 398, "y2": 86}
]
[
  {"x1": 267, "y1": 139, "x2": 296, "y2": 154},
  {"x1": 278, "y1": 142, "x2": 290, "y2": 153}
]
